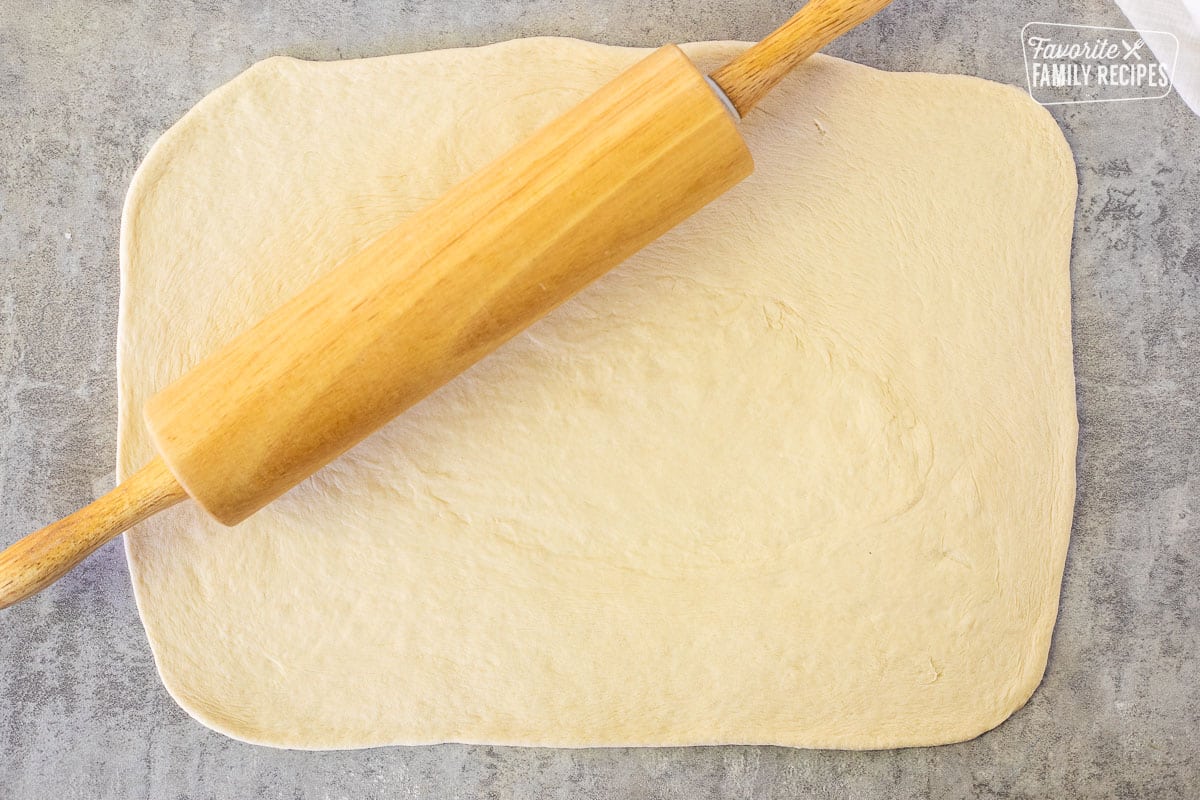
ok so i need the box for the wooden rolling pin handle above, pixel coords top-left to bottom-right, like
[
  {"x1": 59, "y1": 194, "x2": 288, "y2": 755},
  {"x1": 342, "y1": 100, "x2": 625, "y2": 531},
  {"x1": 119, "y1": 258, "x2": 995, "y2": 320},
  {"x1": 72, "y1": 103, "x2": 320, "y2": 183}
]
[
  {"x1": 0, "y1": 458, "x2": 187, "y2": 610},
  {"x1": 709, "y1": 0, "x2": 892, "y2": 117}
]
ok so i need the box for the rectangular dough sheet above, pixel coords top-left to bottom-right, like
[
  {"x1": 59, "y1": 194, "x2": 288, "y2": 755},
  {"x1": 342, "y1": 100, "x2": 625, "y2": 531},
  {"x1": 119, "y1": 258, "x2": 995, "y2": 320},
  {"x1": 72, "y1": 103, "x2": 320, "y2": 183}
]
[{"x1": 117, "y1": 38, "x2": 1078, "y2": 749}]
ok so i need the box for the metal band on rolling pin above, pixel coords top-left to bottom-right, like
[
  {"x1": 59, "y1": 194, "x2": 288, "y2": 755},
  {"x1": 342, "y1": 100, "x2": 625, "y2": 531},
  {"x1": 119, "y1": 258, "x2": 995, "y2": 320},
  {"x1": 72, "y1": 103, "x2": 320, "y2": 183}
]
[{"x1": 704, "y1": 75, "x2": 742, "y2": 121}]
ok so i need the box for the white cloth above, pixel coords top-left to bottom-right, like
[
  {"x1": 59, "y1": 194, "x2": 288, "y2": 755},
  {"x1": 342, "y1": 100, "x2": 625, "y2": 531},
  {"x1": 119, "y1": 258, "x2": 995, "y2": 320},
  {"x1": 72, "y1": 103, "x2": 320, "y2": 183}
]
[{"x1": 1114, "y1": 0, "x2": 1200, "y2": 114}]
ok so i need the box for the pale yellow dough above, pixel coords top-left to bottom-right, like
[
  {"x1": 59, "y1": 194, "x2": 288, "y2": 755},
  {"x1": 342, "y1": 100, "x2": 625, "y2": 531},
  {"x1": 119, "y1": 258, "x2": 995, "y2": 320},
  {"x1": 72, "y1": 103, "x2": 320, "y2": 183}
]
[{"x1": 117, "y1": 38, "x2": 1077, "y2": 749}]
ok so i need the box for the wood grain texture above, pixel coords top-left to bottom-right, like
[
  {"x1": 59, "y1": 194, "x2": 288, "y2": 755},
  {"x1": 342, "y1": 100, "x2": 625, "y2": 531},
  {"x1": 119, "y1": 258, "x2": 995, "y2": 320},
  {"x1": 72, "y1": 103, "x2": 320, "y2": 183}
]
[
  {"x1": 144, "y1": 44, "x2": 754, "y2": 524},
  {"x1": 0, "y1": 0, "x2": 890, "y2": 604},
  {"x1": 709, "y1": 0, "x2": 892, "y2": 116},
  {"x1": 0, "y1": 458, "x2": 186, "y2": 609}
]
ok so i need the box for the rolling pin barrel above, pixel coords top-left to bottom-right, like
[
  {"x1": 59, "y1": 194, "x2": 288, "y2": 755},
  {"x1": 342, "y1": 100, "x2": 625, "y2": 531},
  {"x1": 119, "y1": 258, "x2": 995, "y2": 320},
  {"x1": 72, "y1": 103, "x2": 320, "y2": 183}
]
[{"x1": 144, "y1": 44, "x2": 755, "y2": 524}]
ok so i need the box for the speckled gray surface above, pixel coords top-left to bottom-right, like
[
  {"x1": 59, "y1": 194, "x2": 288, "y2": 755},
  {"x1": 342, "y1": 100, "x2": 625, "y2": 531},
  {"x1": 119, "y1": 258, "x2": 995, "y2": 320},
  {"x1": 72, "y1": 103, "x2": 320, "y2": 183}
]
[{"x1": 1, "y1": 0, "x2": 1197, "y2": 797}]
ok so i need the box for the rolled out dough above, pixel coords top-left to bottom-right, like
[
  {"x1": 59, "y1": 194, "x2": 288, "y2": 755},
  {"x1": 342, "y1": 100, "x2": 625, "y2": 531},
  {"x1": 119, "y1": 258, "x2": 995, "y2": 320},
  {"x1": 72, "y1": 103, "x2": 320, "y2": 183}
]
[{"x1": 117, "y1": 38, "x2": 1077, "y2": 749}]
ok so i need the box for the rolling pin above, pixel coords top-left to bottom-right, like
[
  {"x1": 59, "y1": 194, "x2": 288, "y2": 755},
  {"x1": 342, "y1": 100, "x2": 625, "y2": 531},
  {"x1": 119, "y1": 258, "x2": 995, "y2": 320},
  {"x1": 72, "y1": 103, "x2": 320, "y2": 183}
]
[{"x1": 0, "y1": 0, "x2": 891, "y2": 609}]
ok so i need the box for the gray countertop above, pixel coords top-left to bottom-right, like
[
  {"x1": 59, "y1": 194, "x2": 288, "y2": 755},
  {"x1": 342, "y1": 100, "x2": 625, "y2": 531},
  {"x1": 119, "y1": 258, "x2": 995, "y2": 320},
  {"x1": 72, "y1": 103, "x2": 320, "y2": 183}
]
[{"x1": 2, "y1": 0, "x2": 1197, "y2": 797}]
